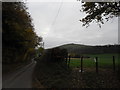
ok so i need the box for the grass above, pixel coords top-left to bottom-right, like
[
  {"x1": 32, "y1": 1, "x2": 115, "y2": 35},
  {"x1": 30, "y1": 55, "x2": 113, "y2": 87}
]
[
  {"x1": 33, "y1": 53, "x2": 120, "y2": 88},
  {"x1": 33, "y1": 57, "x2": 73, "y2": 88},
  {"x1": 71, "y1": 68, "x2": 120, "y2": 88},
  {"x1": 69, "y1": 53, "x2": 119, "y2": 69},
  {"x1": 68, "y1": 53, "x2": 120, "y2": 88}
]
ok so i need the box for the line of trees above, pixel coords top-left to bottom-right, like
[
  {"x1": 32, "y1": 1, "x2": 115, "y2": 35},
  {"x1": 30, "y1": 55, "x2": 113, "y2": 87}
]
[
  {"x1": 2, "y1": 2, "x2": 42, "y2": 64},
  {"x1": 59, "y1": 44, "x2": 120, "y2": 55}
]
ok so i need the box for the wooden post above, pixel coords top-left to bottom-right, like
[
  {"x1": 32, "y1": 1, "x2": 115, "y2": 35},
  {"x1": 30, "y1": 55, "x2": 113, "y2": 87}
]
[
  {"x1": 68, "y1": 56, "x2": 70, "y2": 68},
  {"x1": 65, "y1": 56, "x2": 68, "y2": 64},
  {"x1": 81, "y1": 56, "x2": 83, "y2": 73},
  {"x1": 66, "y1": 56, "x2": 68, "y2": 67},
  {"x1": 96, "y1": 57, "x2": 98, "y2": 73},
  {"x1": 113, "y1": 56, "x2": 115, "y2": 72}
]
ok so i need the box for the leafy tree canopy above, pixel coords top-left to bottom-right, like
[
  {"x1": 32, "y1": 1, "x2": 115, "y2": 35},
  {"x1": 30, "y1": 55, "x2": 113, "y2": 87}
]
[
  {"x1": 2, "y1": 1, "x2": 42, "y2": 63},
  {"x1": 79, "y1": 1, "x2": 120, "y2": 27}
]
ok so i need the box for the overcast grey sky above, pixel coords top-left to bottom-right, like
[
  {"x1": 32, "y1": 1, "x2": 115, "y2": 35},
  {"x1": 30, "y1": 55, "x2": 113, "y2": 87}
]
[{"x1": 26, "y1": 0, "x2": 118, "y2": 49}]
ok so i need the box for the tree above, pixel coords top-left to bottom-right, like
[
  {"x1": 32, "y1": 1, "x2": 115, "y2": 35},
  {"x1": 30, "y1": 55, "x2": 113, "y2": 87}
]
[
  {"x1": 79, "y1": 1, "x2": 120, "y2": 27},
  {"x1": 2, "y1": 1, "x2": 42, "y2": 63}
]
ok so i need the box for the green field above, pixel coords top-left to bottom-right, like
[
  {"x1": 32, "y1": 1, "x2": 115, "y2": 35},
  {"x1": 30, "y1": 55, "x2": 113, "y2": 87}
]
[{"x1": 69, "y1": 53, "x2": 120, "y2": 69}]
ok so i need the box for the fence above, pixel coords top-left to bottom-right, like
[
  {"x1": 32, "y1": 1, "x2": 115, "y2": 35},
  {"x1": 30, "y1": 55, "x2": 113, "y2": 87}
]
[{"x1": 66, "y1": 55, "x2": 118, "y2": 73}]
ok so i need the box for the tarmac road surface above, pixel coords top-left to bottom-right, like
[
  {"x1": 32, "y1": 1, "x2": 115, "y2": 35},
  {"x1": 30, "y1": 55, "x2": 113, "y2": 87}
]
[{"x1": 2, "y1": 60, "x2": 36, "y2": 88}]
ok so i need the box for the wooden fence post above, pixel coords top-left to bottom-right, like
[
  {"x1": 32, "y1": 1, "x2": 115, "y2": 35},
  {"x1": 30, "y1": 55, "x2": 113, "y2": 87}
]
[
  {"x1": 113, "y1": 56, "x2": 115, "y2": 72},
  {"x1": 81, "y1": 56, "x2": 83, "y2": 73},
  {"x1": 68, "y1": 56, "x2": 70, "y2": 68},
  {"x1": 95, "y1": 57, "x2": 98, "y2": 73},
  {"x1": 65, "y1": 56, "x2": 67, "y2": 64}
]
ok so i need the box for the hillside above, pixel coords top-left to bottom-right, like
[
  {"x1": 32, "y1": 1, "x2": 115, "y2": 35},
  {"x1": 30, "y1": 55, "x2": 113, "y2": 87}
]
[{"x1": 55, "y1": 43, "x2": 120, "y2": 54}]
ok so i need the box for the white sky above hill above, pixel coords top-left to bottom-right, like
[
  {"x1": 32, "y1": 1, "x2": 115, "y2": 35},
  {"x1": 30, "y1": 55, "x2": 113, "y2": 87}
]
[{"x1": 26, "y1": 0, "x2": 118, "y2": 48}]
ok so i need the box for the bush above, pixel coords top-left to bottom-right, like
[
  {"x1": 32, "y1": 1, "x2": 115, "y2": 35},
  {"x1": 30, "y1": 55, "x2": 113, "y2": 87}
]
[
  {"x1": 34, "y1": 55, "x2": 72, "y2": 88},
  {"x1": 43, "y1": 47, "x2": 68, "y2": 62}
]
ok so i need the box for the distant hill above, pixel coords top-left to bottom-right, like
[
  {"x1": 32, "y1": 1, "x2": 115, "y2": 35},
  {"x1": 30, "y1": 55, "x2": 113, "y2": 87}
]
[{"x1": 54, "y1": 43, "x2": 120, "y2": 54}]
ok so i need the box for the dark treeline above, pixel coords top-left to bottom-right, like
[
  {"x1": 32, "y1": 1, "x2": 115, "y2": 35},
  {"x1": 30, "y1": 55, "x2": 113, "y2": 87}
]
[
  {"x1": 2, "y1": 2, "x2": 42, "y2": 64},
  {"x1": 40, "y1": 47, "x2": 68, "y2": 63},
  {"x1": 57, "y1": 44, "x2": 120, "y2": 55}
]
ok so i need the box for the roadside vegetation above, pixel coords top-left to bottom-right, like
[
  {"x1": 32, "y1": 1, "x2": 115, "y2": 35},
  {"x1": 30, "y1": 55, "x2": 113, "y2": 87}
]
[
  {"x1": 33, "y1": 47, "x2": 120, "y2": 88},
  {"x1": 2, "y1": 2, "x2": 42, "y2": 74},
  {"x1": 33, "y1": 47, "x2": 73, "y2": 88}
]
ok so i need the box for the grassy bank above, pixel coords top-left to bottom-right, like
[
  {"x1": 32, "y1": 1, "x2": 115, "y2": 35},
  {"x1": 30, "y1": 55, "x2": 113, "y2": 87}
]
[
  {"x1": 71, "y1": 68, "x2": 120, "y2": 88},
  {"x1": 33, "y1": 58, "x2": 72, "y2": 88},
  {"x1": 33, "y1": 53, "x2": 120, "y2": 88}
]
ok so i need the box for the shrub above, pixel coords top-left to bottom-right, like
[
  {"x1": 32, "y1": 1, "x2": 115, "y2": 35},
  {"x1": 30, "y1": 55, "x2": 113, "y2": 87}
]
[{"x1": 43, "y1": 47, "x2": 68, "y2": 62}]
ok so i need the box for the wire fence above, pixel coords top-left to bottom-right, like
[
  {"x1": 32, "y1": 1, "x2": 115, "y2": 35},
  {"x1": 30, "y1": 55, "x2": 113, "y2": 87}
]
[{"x1": 66, "y1": 54, "x2": 119, "y2": 73}]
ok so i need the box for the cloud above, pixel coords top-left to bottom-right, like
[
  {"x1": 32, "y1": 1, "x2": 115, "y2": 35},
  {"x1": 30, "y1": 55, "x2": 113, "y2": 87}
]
[{"x1": 27, "y1": 2, "x2": 118, "y2": 48}]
